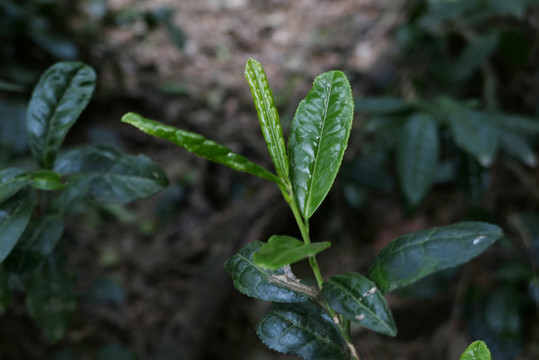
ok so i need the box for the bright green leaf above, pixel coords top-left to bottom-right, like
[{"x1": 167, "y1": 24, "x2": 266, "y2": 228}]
[
  {"x1": 366, "y1": 222, "x2": 503, "y2": 293},
  {"x1": 253, "y1": 235, "x2": 331, "y2": 270},
  {"x1": 0, "y1": 168, "x2": 31, "y2": 204},
  {"x1": 460, "y1": 341, "x2": 492, "y2": 360},
  {"x1": 446, "y1": 110, "x2": 499, "y2": 167},
  {"x1": 54, "y1": 145, "x2": 168, "y2": 204},
  {"x1": 245, "y1": 58, "x2": 289, "y2": 182},
  {"x1": 321, "y1": 273, "x2": 396, "y2": 336},
  {"x1": 289, "y1": 70, "x2": 354, "y2": 219},
  {"x1": 121, "y1": 112, "x2": 280, "y2": 184},
  {"x1": 224, "y1": 241, "x2": 317, "y2": 303},
  {"x1": 32, "y1": 170, "x2": 65, "y2": 191},
  {"x1": 0, "y1": 189, "x2": 35, "y2": 263},
  {"x1": 25, "y1": 255, "x2": 75, "y2": 343},
  {"x1": 27, "y1": 62, "x2": 96, "y2": 169},
  {"x1": 397, "y1": 114, "x2": 439, "y2": 206},
  {"x1": 256, "y1": 302, "x2": 350, "y2": 360}
]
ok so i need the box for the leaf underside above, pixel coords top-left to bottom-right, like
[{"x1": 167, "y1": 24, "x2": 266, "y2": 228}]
[
  {"x1": 289, "y1": 70, "x2": 354, "y2": 219},
  {"x1": 122, "y1": 112, "x2": 280, "y2": 184},
  {"x1": 0, "y1": 190, "x2": 36, "y2": 263},
  {"x1": 366, "y1": 222, "x2": 503, "y2": 293},
  {"x1": 321, "y1": 273, "x2": 396, "y2": 336},
  {"x1": 27, "y1": 62, "x2": 96, "y2": 169},
  {"x1": 253, "y1": 235, "x2": 331, "y2": 270},
  {"x1": 256, "y1": 302, "x2": 350, "y2": 360},
  {"x1": 224, "y1": 241, "x2": 317, "y2": 302}
]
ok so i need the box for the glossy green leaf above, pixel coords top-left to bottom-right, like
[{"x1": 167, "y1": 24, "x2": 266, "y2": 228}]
[
  {"x1": 366, "y1": 222, "x2": 503, "y2": 293},
  {"x1": 452, "y1": 33, "x2": 498, "y2": 83},
  {"x1": 497, "y1": 130, "x2": 536, "y2": 166},
  {"x1": 460, "y1": 341, "x2": 492, "y2": 360},
  {"x1": 54, "y1": 145, "x2": 168, "y2": 204},
  {"x1": 397, "y1": 114, "x2": 439, "y2": 206},
  {"x1": 26, "y1": 255, "x2": 75, "y2": 343},
  {"x1": 5, "y1": 215, "x2": 64, "y2": 275},
  {"x1": 0, "y1": 266, "x2": 10, "y2": 315},
  {"x1": 256, "y1": 302, "x2": 350, "y2": 360},
  {"x1": 0, "y1": 168, "x2": 31, "y2": 204},
  {"x1": 224, "y1": 241, "x2": 317, "y2": 302},
  {"x1": 0, "y1": 189, "x2": 35, "y2": 264},
  {"x1": 355, "y1": 97, "x2": 413, "y2": 115},
  {"x1": 446, "y1": 110, "x2": 499, "y2": 167},
  {"x1": 253, "y1": 235, "x2": 331, "y2": 270},
  {"x1": 122, "y1": 112, "x2": 280, "y2": 184},
  {"x1": 27, "y1": 62, "x2": 96, "y2": 169},
  {"x1": 321, "y1": 273, "x2": 396, "y2": 336},
  {"x1": 32, "y1": 170, "x2": 65, "y2": 191},
  {"x1": 245, "y1": 58, "x2": 289, "y2": 182},
  {"x1": 289, "y1": 70, "x2": 354, "y2": 219}
]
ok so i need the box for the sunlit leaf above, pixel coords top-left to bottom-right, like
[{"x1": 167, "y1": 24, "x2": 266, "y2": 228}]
[
  {"x1": 253, "y1": 235, "x2": 331, "y2": 270},
  {"x1": 366, "y1": 222, "x2": 503, "y2": 293},
  {"x1": 32, "y1": 170, "x2": 65, "y2": 191},
  {"x1": 54, "y1": 145, "x2": 168, "y2": 204},
  {"x1": 321, "y1": 273, "x2": 396, "y2": 336},
  {"x1": 460, "y1": 341, "x2": 492, "y2": 360},
  {"x1": 122, "y1": 112, "x2": 280, "y2": 184},
  {"x1": 245, "y1": 58, "x2": 289, "y2": 182},
  {"x1": 397, "y1": 114, "x2": 438, "y2": 206},
  {"x1": 0, "y1": 189, "x2": 35, "y2": 263},
  {"x1": 27, "y1": 62, "x2": 96, "y2": 169},
  {"x1": 0, "y1": 168, "x2": 31, "y2": 204},
  {"x1": 256, "y1": 302, "x2": 350, "y2": 360},
  {"x1": 224, "y1": 241, "x2": 317, "y2": 303},
  {"x1": 289, "y1": 70, "x2": 354, "y2": 219}
]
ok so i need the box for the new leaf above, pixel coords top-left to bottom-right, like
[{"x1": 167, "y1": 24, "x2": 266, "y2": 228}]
[{"x1": 289, "y1": 71, "x2": 354, "y2": 219}]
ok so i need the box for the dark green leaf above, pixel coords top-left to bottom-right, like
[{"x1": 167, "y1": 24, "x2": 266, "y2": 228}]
[
  {"x1": 452, "y1": 33, "x2": 498, "y2": 83},
  {"x1": 256, "y1": 302, "x2": 349, "y2": 360},
  {"x1": 456, "y1": 152, "x2": 488, "y2": 204},
  {"x1": 32, "y1": 170, "x2": 65, "y2": 191},
  {"x1": 122, "y1": 113, "x2": 280, "y2": 184},
  {"x1": 253, "y1": 235, "x2": 331, "y2": 270},
  {"x1": 224, "y1": 241, "x2": 317, "y2": 302},
  {"x1": 446, "y1": 110, "x2": 499, "y2": 166},
  {"x1": 470, "y1": 111, "x2": 539, "y2": 135},
  {"x1": 355, "y1": 97, "x2": 413, "y2": 114},
  {"x1": 289, "y1": 71, "x2": 354, "y2": 219},
  {"x1": 321, "y1": 273, "x2": 396, "y2": 336},
  {"x1": 97, "y1": 344, "x2": 137, "y2": 360},
  {"x1": 5, "y1": 215, "x2": 64, "y2": 275},
  {"x1": 0, "y1": 266, "x2": 10, "y2": 315},
  {"x1": 0, "y1": 168, "x2": 31, "y2": 204},
  {"x1": 0, "y1": 189, "x2": 35, "y2": 263},
  {"x1": 54, "y1": 145, "x2": 168, "y2": 204},
  {"x1": 497, "y1": 130, "x2": 536, "y2": 166},
  {"x1": 0, "y1": 100, "x2": 27, "y2": 153},
  {"x1": 245, "y1": 58, "x2": 289, "y2": 182},
  {"x1": 366, "y1": 222, "x2": 503, "y2": 293},
  {"x1": 460, "y1": 341, "x2": 492, "y2": 360},
  {"x1": 26, "y1": 255, "x2": 76, "y2": 342},
  {"x1": 27, "y1": 62, "x2": 96, "y2": 169},
  {"x1": 397, "y1": 114, "x2": 438, "y2": 206}
]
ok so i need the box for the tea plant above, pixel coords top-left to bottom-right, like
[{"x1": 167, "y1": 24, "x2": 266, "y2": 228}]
[
  {"x1": 123, "y1": 59, "x2": 502, "y2": 360},
  {"x1": 0, "y1": 61, "x2": 168, "y2": 341}
]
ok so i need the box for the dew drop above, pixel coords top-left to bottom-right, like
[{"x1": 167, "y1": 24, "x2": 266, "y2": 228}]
[{"x1": 473, "y1": 235, "x2": 486, "y2": 245}]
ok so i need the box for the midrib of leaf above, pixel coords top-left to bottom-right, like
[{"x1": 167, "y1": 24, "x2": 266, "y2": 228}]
[
  {"x1": 326, "y1": 279, "x2": 392, "y2": 333},
  {"x1": 41, "y1": 64, "x2": 84, "y2": 169},
  {"x1": 303, "y1": 75, "x2": 334, "y2": 219}
]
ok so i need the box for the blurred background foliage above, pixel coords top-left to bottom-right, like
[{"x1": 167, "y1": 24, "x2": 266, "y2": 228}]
[{"x1": 0, "y1": 0, "x2": 539, "y2": 359}]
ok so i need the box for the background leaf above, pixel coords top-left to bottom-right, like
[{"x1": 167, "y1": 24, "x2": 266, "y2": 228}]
[
  {"x1": 54, "y1": 145, "x2": 168, "y2": 204},
  {"x1": 0, "y1": 189, "x2": 35, "y2": 263},
  {"x1": 321, "y1": 273, "x2": 396, "y2": 336},
  {"x1": 460, "y1": 341, "x2": 492, "y2": 360},
  {"x1": 289, "y1": 71, "x2": 354, "y2": 219},
  {"x1": 256, "y1": 302, "x2": 349, "y2": 360},
  {"x1": 27, "y1": 62, "x2": 96, "y2": 169},
  {"x1": 397, "y1": 114, "x2": 439, "y2": 206},
  {"x1": 366, "y1": 222, "x2": 503, "y2": 293},
  {"x1": 452, "y1": 33, "x2": 499, "y2": 83},
  {"x1": 244, "y1": 58, "x2": 289, "y2": 182},
  {"x1": 253, "y1": 235, "x2": 331, "y2": 270},
  {"x1": 0, "y1": 168, "x2": 31, "y2": 204},
  {"x1": 0, "y1": 266, "x2": 10, "y2": 315},
  {"x1": 224, "y1": 241, "x2": 316, "y2": 303},
  {"x1": 355, "y1": 97, "x2": 414, "y2": 115},
  {"x1": 122, "y1": 112, "x2": 280, "y2": 184},
  {"x1": 497, "y1": 130, "x2": 536, "y2": 166}
]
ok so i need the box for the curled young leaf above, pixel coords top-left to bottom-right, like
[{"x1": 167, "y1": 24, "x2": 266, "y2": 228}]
[
  {"x1": 224, "y1": 241, "x2": 317, "y2": 303},
  {"x1": 289, "y1": 70, "x2": 354, "y2": 219},
  {"x1": 32, "y1": 170, "x2": 65, "y2": 191},
  {"x1": 253, "y1": 235, "x2": 331, "y2": 270}
]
